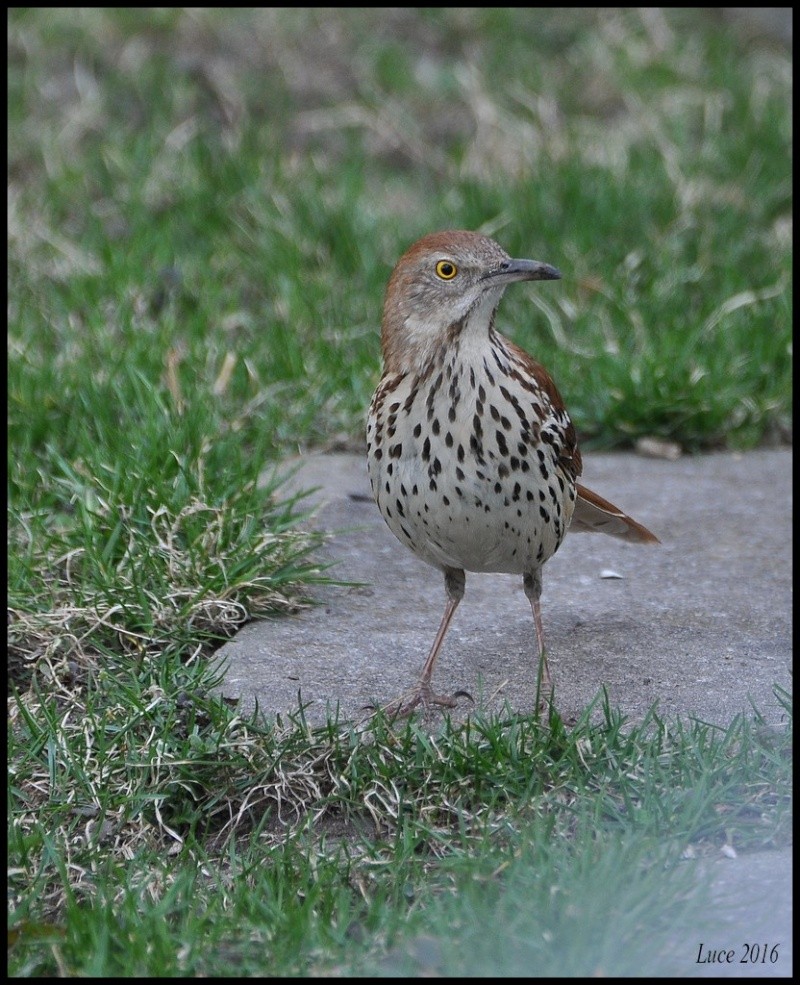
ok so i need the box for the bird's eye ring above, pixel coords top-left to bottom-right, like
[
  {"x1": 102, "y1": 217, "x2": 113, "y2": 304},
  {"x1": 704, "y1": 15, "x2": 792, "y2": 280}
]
[{"x1": 435, "y1": 260, "x2": 458, "y2": 280}]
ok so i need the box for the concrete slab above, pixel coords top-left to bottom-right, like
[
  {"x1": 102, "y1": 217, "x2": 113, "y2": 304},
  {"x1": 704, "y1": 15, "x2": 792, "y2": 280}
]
[
  {"x1": 218, "y1": 450, "x2": 791, "y2": 728},
  {"x1": 687, "y1": 847, "x2": 793, "y2": 978},
  {"x1": 216, "y1": 449, "x2": 792, "y2": 976}
]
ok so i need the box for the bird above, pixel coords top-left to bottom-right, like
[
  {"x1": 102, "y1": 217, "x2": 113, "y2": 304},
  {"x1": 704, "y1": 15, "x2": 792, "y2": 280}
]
[{"x1": 366, "y1": 230, "x2": 659, "y2": 714}]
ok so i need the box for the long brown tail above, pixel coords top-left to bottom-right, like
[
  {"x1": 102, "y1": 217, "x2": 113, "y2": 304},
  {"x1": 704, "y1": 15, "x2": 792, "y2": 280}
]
[{"x1": 571, "y1": 483, "x2": 660, "y2": 544}]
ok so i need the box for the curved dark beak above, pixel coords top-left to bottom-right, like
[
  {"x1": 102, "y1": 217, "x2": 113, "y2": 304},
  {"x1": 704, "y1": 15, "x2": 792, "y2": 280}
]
[{"x1": 484, "y1": 258, "x2": 562, "y2": 284}]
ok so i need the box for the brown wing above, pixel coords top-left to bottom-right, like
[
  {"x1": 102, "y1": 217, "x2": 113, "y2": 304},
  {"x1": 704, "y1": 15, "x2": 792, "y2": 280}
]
[
  {"x1": 571, "y1": 483, "x2": 660, "y2": 544},
  {"x1": 502, "y1": 338, "x2": 583, "y2": 484}
]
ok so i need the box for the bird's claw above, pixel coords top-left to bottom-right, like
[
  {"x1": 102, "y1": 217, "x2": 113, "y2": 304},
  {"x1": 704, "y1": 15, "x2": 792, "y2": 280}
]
[{"x1": 378, "y1": 683, "x2": 473, "y2": 720}]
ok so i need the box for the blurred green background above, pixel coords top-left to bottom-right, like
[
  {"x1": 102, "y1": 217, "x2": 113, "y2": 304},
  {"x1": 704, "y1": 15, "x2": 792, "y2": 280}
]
[{"x1": 9, "y1": 8, "x2": 792, "y2": 472}]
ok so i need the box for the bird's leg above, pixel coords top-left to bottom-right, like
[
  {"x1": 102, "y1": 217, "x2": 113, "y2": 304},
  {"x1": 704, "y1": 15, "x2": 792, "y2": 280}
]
[
  {"x1": 523, "y1": 570, "x2": 552, "y2": 696},
  {"x1": 384, "y1": 567, "x2": 467, "y2": 717},
  {"x1": 417, "y1": 567, "x2": 465, "y2": 697}
]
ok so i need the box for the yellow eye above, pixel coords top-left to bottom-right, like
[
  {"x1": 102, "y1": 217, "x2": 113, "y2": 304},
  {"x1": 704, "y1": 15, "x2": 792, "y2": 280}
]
[{"x1": 435, "y1": 259, "x2": 458, "y2": 280}]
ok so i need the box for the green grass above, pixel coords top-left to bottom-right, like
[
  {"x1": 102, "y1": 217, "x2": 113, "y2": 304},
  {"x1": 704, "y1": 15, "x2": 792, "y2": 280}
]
[
  {"x1": 9, "y1": 669, "x2": 792, "y2": 976},
  {"x1": 7, "y1": 8, "x2": 792, "y2": 977}
]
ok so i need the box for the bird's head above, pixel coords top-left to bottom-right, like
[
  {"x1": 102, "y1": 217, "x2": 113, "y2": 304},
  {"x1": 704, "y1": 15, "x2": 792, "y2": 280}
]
[{"x1": 380, "y1": 230, "x2": 560, "y2": 373}]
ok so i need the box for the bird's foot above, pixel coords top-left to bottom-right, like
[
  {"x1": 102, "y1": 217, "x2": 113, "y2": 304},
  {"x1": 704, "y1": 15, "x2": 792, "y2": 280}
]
[{"x1": 377, "y1": 682, "x2": 473, "y2": 720}]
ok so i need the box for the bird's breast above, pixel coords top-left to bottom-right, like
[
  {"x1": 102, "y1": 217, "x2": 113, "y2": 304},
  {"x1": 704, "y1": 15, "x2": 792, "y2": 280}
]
[{"x1": 367, "y1": 341, "x2": 578, "y2": 574}]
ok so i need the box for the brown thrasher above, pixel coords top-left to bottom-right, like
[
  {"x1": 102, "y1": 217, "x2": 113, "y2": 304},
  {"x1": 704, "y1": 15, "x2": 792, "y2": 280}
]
[{"x1": 366, "y1": 230, "x2": 659, "y2": 713}]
